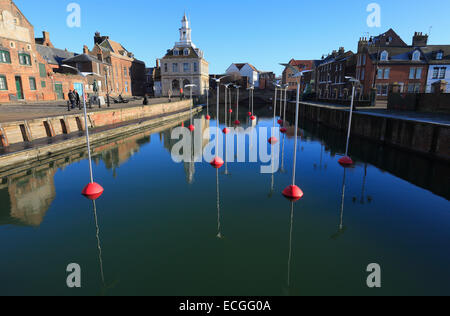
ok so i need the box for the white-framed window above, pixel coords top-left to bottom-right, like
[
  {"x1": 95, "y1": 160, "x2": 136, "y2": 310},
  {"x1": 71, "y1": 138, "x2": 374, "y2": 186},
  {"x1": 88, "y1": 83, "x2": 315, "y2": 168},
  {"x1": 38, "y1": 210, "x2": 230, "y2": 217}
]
[
  {"x1": 193, "y1": 62, "x2": 198, "y2": 72},
  {"x1": 439, "y1": 67, "x2": 447, "y2": 79},
  {"x1": 408, "y1": 83, "x2": 421, "y2": 93},
  {"x1": 376, "y1": 84, "x2": 388, "y2": 96},
  {"x1": 380, "y1": 50, "x2": 389, "y2": 61},
  {"x1": 416, "y1": 68, "x2": 422, "y2": 79},
  {"x1": 183, "y1": 63, "x2": 190, "y2": 73},
  {"x1": 409, "y1": 67, "x2": 422, "y2": 79},
  {"x1": 436, "y1": 52, "x2": 443, "y2": 60},
  {"x1": 173, "y1": 49, "x2": 179, "y2": 56},
  {"x1": 172, "y1": 63, "x2": 178, "y2": 73},
  {"x1": 183, "y1": 48, "x2": 189, "y2": 56},
  {"x1": 412, "y1": 50, "x2": 421, "y2": 61},
  {"x1": 432, "y1": 67, "x2": 439, "y2": 79},
  {"x1": 384, "y1": 68, "x2": 390, "y2": 79},
  {"x1": 164, "y1": 63, "x2": 168, "y2": 73}
]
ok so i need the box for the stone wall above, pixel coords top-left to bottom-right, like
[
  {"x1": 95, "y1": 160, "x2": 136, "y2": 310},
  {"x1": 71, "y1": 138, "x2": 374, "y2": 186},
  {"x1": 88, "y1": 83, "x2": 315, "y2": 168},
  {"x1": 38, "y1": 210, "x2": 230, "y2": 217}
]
[{"x1": 388, "y1": 92, "x2": 450, "y2": 114}]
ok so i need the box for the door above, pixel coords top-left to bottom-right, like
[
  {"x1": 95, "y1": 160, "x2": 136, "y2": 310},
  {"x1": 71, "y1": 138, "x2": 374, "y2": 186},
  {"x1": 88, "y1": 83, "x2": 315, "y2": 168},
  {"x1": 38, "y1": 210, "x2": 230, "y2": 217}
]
[
  {"x1": 55, "y1": 83, "x2": 64, "y2": 100},
  {"x1": 15, "y1": 76, "x2": 23, "y2": 100},
  {"x1": 73, "y1": 82, "x2": 83, "y2": 98}
]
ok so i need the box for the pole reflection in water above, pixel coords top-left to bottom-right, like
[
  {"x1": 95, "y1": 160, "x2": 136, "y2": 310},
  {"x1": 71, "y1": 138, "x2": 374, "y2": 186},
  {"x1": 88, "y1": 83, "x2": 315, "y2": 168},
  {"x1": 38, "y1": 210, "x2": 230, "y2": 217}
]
[
  {"x1": 332, "y1": 168, "x2": 348, "y2": 239},
  {"x1": 280, "y1": 133, "x2": 286, "y2": 174},
  {"x1": 91, "y1": 200, "x2": 105, "y2": 286},
  {"x1": 216, "y1": 168, "x2": 223, "y2": 239},
  {"x1": 286, "y1": 201, "x2": 295, "y2": 293}
]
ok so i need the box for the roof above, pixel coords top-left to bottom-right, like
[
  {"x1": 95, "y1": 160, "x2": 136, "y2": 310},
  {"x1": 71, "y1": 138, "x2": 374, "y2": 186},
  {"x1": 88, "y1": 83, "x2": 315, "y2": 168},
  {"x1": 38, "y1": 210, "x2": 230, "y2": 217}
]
[
  {"x1": 231, "y1": 63, "x2": 258, "y2": 72},
  {"x1": 99, "y1": 39, "x2": 130, "y2": 56},
  {"x1": 63, "y1": 54, "x2": 101, "y2": 63},
  {"x1": 162, "y1": 46, "x2": 200, "y2": 59},
  {"x1": 36, "y1": 44, "x2": 77, "y2": 65}
]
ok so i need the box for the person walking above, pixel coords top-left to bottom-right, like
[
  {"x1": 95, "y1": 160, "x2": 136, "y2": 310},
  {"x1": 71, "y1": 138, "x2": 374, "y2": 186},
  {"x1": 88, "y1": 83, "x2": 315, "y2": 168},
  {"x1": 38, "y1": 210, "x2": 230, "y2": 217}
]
[
  {"x1": 68, "y1": 90, "x2": 75, "y2": 109},
  {"x1": 180, "y1": 87, "x2": 184, "y2": 100},
  {"x1": 74, "y1": 90, "x2": 81, "y2": 110}
]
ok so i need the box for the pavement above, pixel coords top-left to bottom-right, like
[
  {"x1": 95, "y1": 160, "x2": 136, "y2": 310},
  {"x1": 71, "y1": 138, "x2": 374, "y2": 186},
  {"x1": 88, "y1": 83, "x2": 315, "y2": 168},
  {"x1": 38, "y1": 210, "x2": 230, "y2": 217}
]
[
  {"x1": 0, "y1": 97, "x2": 174, "y2": 123},
  {"x1": 299, "y1": 101, "x2": 450, "y2": 126}
]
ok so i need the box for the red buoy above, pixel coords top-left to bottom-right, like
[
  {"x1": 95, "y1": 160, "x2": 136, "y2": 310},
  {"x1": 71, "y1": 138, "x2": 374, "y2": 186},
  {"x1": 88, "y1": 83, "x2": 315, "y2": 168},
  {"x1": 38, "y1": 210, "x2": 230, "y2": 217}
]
[
  {"x1": 251, "y1": 116, "x2": 256, "y2": 121},
  {"x1": 248, "y1": 112, "x2": 252, "y2": 117},
  {"x1": 282, "y1": 185, "x2": 304, "y2": 202},
  {"x1": 268, "y1": 136, "x2": 278, "y2": 145},
  {"x1": 82, "y1": 182, "x2": 104, "y2": 201},
  {"x1": 338, "y1": 156, "x2": 354, "y2": 167},
  {"x1": 278, "y1": 119, "x2": 283, "y2": 125},
  {"x1": 280, "y1": 127, "x2": 287, "y2": 134},
  {"x1": 229, "y1": 109, "x2": 233, "y2": 114},
  {"x1": 206, "y1": 115, "x2": 211, "y2": 120},
  {"x1": 234, "y1": 120, "x2": 240, "y2": 125},
  {"x1": 210, "y1": 156, "x2": 224, "y2": 169},
  {"x1": 188, "y1": 124, "x2": 195, "y2": 132},
  {"x1": 222, "y1": 127, "x2": 230, "y2": 134}
]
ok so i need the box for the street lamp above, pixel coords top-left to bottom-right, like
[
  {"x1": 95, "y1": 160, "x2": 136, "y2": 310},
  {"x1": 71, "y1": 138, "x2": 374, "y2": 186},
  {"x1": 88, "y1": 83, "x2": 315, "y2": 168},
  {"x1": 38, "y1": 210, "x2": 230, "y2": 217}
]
[
  {"x1": 279, "y1": 63, "x2": 306, "y2": 201},
  {"x1": 269, "y1": 81, "x2": 281, "y2": 145},
  {"x1": 210, "y1": 75, "x2": 229, "y2": 169},
  {"x1": 62, "y1": 64, "x2": 104, "y2": 200},
  {"x1": 185, "y1": 83, "x2": 197, "y2": 132},
  {"x1": 222, "y1": 83, "x2": 233, "y2": 134},
  {"x1": 338, "y1": 76, "x2": 360, "y2": 166},
  {"x1": 233, "y1": 85, "x2": 241, "y2": 125}
]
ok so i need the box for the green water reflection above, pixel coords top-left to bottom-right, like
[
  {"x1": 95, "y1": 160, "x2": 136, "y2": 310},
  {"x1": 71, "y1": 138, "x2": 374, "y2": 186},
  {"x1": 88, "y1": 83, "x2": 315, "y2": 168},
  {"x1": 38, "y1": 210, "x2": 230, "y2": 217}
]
[{"x1": 0, "y1": 111, "x2": 449, "y2": 296}]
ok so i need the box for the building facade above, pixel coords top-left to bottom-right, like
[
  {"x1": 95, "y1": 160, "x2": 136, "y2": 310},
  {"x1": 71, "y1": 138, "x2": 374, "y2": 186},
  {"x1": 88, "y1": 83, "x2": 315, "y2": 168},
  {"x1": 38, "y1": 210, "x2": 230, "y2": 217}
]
[
  {"x1": 160, "y1": 14, "x2": 209, "y2": 97},
  {"x1": 226, "y1": 63, "x2": 260, "y2": 88},
  {"x1": 282, "y1": 59, "x2": 315, "y2": 91}
]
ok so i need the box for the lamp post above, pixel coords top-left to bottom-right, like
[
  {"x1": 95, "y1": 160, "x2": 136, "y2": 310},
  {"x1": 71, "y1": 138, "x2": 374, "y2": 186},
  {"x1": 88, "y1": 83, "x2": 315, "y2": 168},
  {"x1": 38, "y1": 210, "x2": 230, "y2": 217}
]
[
  {"x1": 280, "y1": 84, "x2": 289, "y2": 132},
  {"x1": 234, "y1": 85, "x2": 241, "y2": 125},
  {"x1": 280, "y1": 63, "x2": 305, "y2": 201},
  {"x1": 269, "y1": 82, "x2": 281, "y2": 145},
  {"x1": 222, "y1": 83, "x2": 232, "y2": 134},
  {"x1": 210, "y1": 76, "x2": 229, "y2": 169},
  {"x1": 185, "y1": 83, "x2": 197, "y2": 132},
  {"x1": 205, "y1": 87, "x2": 211, "y2": 120},
  {"x1": 62, "y1": 64, "x2": 104, "y2": 200},
  {"x1": 338, "y1": 76, "x2": 360, "y2": 167},
  {"x1": 104, "y1": 66, "x2": 110, "y2": 108}
]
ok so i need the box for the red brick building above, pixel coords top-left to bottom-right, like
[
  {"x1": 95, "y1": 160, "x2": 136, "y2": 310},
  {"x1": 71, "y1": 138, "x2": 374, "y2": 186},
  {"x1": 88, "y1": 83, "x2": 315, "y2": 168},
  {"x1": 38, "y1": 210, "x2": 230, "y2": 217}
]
[
  {"x1": 282, "y1": 59, "x2": 315, "y2": 91},
  {"x1": 316, "y1": 48, "x2": 356, "y2": 100},
  {"x1": 89, "y1": 32, "x2": 146, "y2": 97},
  {"x1": 0, "y1": 0, "x2": 86, "y2": 103},
  {"x1": 356, "y1": 29, "x2": 430, "y2": 100}
]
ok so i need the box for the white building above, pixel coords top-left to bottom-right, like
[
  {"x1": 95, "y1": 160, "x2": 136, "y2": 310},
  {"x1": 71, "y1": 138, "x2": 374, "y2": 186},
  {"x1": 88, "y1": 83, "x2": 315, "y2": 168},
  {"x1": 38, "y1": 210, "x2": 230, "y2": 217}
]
[
  {"x1": 422, "y1": 46, "x2": 449, "y2": 93},
  {"x1": 160, "y1": 14, "x2": 209, "y2": 96},
  {"x1": 226, "y1": 63, "x2": 260, "y2": 87}
]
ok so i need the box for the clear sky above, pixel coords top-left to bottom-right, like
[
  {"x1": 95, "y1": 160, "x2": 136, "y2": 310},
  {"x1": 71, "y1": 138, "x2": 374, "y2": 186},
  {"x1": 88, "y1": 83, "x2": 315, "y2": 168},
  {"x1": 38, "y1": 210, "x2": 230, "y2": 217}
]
[{"x1": 15, "y1": 0, "x2": 450, "y2": 76}]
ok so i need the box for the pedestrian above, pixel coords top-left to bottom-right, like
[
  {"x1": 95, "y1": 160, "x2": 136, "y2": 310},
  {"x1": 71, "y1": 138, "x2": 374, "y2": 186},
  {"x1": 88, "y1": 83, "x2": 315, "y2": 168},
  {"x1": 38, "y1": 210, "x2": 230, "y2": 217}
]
[
  {"x1": 74, "y1": 90, "x2": 81, "y2": 110},
  {"x1": 168, "y1": 88, "x2": 173, "y2": 103},
  {"x1": 180, "y1": 87, "x2": 184, "y2": 100},
  {"x1": 68, "y1": 90, "x2": 75, "y2": 109},
  {"x1": 143, "y1": 94, "x2": 148, "y2": 105}
]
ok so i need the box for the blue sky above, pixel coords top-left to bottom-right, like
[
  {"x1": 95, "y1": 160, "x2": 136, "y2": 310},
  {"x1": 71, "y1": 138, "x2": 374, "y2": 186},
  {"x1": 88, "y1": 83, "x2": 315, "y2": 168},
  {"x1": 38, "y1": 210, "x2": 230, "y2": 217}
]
[{"x1": 16, "y1": 0, "x2": 450, "y2": 75}]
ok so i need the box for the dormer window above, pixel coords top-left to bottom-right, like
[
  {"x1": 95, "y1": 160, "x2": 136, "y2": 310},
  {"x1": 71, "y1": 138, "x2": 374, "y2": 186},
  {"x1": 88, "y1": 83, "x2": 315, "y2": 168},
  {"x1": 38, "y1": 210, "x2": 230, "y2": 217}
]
[
  {"x1": 380, "y1": 51, "x2": 388, "y2": 61},
  {"x1": 173, "y1": 49, "x2": 179, "y2": 56},
  {"x1": 436, "y1": 52, "x2": 443, "y2": 60},
  {"x1": 183, "y1": 48, "x2": 189, "y2": 56},
  {"x1": 412, "y1": 50, "x2": 421, "y2": 61}
]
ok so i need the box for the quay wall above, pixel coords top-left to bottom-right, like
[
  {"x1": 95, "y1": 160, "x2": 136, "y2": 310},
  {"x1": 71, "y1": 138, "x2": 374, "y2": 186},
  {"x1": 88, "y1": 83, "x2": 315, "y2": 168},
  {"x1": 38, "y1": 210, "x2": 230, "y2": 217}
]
[
  {"x1": 0, "y1": 100, "x2": 192, "y2": 147},
  {"x1": 296, "y1": 102, "x2": 450, "y2": 161}
]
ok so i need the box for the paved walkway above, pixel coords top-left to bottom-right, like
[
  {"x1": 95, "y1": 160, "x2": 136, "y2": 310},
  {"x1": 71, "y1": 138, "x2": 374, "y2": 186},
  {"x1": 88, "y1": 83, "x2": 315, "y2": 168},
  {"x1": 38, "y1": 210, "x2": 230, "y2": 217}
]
[
  {"x1": 300, "y1": 101, "x2": 450, "y2": 126},
  {"x1": 0, "y1": 97, "x2": 174, "y2": 123}
]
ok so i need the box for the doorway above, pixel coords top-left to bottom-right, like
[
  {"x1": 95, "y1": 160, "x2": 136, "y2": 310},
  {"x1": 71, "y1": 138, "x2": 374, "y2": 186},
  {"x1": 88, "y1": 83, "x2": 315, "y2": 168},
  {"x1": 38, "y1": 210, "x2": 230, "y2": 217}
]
[
  {"x1": 55, "y1": 83, "x2": 64, "y2": 100},
  {"x1": 15, "y1": 76, "x2": 24, "y2": 100}
]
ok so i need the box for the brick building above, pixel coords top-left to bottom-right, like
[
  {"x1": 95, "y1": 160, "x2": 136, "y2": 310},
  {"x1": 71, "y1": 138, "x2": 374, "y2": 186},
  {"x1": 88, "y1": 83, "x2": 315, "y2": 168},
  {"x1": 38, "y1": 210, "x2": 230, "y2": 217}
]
[
  {"x1": 356, "y1": 29, "x2": 433, "y2": 100},
  {"x1": 89, "y1": 32, "x2": 146, "y2": 97},
  {"x1": 282, "y1": 59, "x2": 315, "y2": 91},
  {"x1": 316, "y1": 48, "x2": 356, "y2": 100},
  {"x1": 0, "y1": 0, "x2": 89, "y2": 103}
]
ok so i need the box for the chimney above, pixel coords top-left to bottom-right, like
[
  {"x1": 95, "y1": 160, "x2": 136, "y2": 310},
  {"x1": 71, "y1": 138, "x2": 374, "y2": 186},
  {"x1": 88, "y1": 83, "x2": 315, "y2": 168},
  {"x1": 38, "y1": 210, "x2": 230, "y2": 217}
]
[
  {"x1": 41, "y1": 31, "x2": 54, "y2": 48},
  {"x1": 358, "y1": 37, "x2": 368, "y2": 53},
  {"x1": 94, "y1": 31, "x2": 103, "y2": 45},
  {"x1": 339, "y1": 47, "x2": 345, "y2": 54},
  {"x1": 412, "y1": 32, "x2": 428, "y2": 47},
  {"x1": 83, "y1": 45, "x2": 89, "y2": 54}
]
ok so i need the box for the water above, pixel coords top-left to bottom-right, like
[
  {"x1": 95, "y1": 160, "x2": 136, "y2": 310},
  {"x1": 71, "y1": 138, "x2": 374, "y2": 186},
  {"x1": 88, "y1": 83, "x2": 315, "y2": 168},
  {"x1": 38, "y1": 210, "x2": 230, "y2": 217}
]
[{"x1": 1, "y1": 110, "x2": 449, "y2": 296}]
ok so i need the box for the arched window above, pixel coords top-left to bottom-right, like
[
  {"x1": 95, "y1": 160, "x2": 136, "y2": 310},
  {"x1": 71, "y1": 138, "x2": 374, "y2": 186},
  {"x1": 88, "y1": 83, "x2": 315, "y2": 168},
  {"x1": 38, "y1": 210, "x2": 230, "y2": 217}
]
[
  {"x1": 412, "y1": 50, "x2": 421, "y2": 61},
  {"x1": 173, "y1": 49, "x2": 179, "y2": 56},
  {"x1": 183, "y1": 48, "x2": 189, "y2": 56},
  {"x1": 380, "y1": 51, "x2": 389, "y2": 61},
  {"x1": 183, "y1": 79, "x2": 190, "y2": 88}
]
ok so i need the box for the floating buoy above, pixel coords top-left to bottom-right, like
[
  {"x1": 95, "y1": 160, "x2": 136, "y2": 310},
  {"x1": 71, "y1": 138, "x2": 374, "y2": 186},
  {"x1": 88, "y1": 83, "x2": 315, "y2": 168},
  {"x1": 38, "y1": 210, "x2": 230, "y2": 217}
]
[
  {"x1": 206, "y1": 115, "x2": 211, "y2": 120},
  {"x1": 229, "y1": 109, "x2": 233, "y2": 114},
  {"x1": 278, "y1": 119, "x2": 283, "y2": 125},
  {"x1": 188, "y1": 124, "x2": 195, "y2": 132},
  {"x1": 82, "y1": 182, "x2": 104, "y2": 201},
  {"x1": 282, "y1": 185, "x2": 304, "y2": 202},
  {"x1": 268, "y1": 136, "x2": 278, "y2": 145},
  {"x1": 234, "y1": 120, "x2": 240, "y2": 125},
  {"x1": 280, "y1": 127, "x2": 287, "y2": 134},
  {"x1": 248, "y1": 112, "x2": 252, "y2": 116},
  {"x1": 338, "y1": 156, "x2": 354, "y2": 167},
  {"x1": 222, "y1": 127, "x2": 230, "y2": 134},
  {"x1": 251, "y1": 116, "x2": 256, "y2": 121},
  {"x1": 210, "y1": 156, "x2": 224, "y2": 169}
]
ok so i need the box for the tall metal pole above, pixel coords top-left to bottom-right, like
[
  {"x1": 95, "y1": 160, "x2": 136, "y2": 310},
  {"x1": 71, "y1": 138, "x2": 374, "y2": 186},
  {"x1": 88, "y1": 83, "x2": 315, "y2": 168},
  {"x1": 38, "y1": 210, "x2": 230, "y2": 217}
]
[
  {"x1": 216, "y1": 83, "x2": 220, "y2": 150},
  {"x1": 82, "y1": 83, "x2": 94, "y2": 184},
  {"x1": 345, "y1": 84, "x2": 356, "y2": 157},
  {"x1": 292, "y1": 82, "x2": 300, "y2": 186}
]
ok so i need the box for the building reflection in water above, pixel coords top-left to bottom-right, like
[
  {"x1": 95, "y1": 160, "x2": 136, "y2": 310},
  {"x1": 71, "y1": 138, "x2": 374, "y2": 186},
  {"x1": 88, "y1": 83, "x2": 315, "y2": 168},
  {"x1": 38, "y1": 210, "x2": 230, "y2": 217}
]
[{"x1": 0, "y1": 116, "x2": 199, "y2": 228}]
